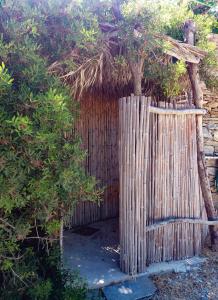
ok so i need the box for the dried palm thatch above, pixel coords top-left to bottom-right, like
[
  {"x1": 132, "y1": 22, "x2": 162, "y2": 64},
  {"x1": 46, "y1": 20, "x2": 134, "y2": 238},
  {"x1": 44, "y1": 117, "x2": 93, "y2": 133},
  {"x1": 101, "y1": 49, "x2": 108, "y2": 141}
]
[
  {"x1": 49, "y1": 42, "x2": 132, "y2": 98},
  {"x1": 161, "y1": 35, "x2": 206, "y2": 64},
  {"x1": 48, "y1": 33, "x2": 207, "y2": 99}
]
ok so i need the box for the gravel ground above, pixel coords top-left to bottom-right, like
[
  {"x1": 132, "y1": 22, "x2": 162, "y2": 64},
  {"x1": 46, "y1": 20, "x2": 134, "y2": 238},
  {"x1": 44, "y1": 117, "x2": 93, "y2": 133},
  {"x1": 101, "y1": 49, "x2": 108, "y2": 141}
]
[
  {"x1": 87, "y1": 246, "x2": 218, "y2": 300},
  {"x1": 151, "y1": 247, "x2": 218, "y2": 300}
]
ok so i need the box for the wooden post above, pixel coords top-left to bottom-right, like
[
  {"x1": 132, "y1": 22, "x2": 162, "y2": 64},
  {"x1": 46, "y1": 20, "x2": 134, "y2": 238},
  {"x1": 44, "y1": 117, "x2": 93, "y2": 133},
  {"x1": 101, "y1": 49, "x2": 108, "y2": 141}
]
[{"x1": 184, "y1": 19, "x2": 218, "y2": 250}]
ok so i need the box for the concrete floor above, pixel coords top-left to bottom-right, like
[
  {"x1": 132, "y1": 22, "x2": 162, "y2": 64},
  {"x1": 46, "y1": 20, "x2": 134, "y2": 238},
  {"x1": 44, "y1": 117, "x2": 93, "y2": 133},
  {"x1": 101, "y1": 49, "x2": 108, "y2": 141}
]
[
  {"x1": 63, "y1": 218, "x2": 132, "y2": 289},
  {"x1": 63, "y1": 218, "x2": 206, "y2": 290}
]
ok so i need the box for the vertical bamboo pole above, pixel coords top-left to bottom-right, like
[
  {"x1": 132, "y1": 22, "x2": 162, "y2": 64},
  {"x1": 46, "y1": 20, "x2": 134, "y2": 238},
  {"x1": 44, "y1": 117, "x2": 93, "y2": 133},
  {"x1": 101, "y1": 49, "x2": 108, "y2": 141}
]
[{"x1": 119, "y1": 95, "x2": 150, "y2": 274}]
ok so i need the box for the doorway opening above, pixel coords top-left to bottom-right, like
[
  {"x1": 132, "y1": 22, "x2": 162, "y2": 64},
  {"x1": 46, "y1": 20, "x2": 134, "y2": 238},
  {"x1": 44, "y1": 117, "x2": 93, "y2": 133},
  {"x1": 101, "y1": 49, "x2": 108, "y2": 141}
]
[{"x1": 63, "y1": 218, "x2": 125, "y2": 288}]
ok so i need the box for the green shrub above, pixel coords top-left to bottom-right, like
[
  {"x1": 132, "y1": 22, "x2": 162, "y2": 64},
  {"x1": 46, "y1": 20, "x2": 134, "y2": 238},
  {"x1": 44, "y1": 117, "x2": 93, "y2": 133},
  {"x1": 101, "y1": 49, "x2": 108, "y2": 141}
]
[{"x1": 0, "y1": 1, "x2": 101, "y2": 298}]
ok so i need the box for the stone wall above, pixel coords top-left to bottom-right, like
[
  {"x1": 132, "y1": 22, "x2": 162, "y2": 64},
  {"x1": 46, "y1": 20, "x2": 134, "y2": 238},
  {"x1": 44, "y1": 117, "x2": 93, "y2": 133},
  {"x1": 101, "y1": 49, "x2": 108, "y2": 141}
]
[
  {"x1": 202, "y1": 33, "x2": 218, "y2": 211},
  {"x1": 203, "y1": 114, "x2": 218, "y2": 211}
]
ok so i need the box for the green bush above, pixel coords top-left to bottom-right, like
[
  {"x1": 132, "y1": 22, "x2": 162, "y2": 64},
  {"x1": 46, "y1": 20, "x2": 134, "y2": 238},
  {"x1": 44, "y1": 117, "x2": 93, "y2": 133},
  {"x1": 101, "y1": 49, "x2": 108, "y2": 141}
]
[{"x1": 0, "y1": 1, "x2": 101, "y2": 298}]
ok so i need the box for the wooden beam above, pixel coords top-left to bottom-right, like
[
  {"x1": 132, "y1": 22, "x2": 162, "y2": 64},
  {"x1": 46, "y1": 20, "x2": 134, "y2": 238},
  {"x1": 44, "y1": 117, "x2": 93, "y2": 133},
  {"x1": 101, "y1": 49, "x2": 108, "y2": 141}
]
[
  {"x1": 149, "y1": 106, "x2": 206, "y2": 115},
  {"x1": 205, "y1": 156, "x2": 218, "y2": 160},
  {"x1": 184, "y1": 19, "x2": 218, "y2": 250},
  {"x1": 146, "y1": 218, "x2": 218, "y2": 232}
]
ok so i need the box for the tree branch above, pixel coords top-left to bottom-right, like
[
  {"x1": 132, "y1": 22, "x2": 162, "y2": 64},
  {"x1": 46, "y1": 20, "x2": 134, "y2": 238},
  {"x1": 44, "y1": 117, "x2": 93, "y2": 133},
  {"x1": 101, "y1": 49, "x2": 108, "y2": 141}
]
[{"x1": 0, "y1": 217, "x2": 15, "y2": 230}]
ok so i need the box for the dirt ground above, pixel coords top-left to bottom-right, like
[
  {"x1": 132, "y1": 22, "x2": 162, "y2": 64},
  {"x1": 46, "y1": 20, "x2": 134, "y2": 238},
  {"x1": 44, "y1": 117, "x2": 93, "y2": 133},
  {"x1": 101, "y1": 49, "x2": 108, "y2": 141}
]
[{"x1": 151, "y1": 247, "x2": 218, "y2": 300}]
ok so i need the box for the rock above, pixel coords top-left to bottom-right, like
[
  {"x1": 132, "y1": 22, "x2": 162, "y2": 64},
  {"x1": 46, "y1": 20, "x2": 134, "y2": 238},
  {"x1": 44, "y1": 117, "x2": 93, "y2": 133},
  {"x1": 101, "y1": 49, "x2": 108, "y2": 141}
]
[
  {"x1": 206, "y1": 102, "x2": 218, "y2": 109},
  {"x1": 212, "y1": 192, "x2": 218, "y2": 202},
  {"x1": 207, "y1": 167, "x2": 216, "y2": 176},
  {"x1": 206, "y1": 160, "x2": 217, "y2": 167},
  {"x1": 213, "y1": 196, "x2": 218, "y2": 211},
  {"x1": 204, "y1": 146, "x2": 214, "y2": 155},
  {"x1": 214, "y1": 131, "x2": 218, "y2": 142},
  {"x1": 102, "y1": 276, "x2": 156, "y2": 300},
  {"x1": 211, "y1": 186, "x2": 217, "y2": 193},
  {"x1": 208, "y1": 123, "x2": 218, "y2": 130},
  {"x1": 203, "y1": 127, "x2": 212, "y2": 139},
  {"x1": 205, "y1": 141, "x2": 218, "y2": 146}
]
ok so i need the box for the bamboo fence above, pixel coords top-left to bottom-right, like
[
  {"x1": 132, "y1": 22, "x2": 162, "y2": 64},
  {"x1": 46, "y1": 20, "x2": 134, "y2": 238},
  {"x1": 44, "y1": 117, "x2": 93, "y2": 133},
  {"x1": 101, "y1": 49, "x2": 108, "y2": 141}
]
[
  {"x1": 119, "y1": 96, "x2": 207, "y2": 274},
  {"x1": 119, "y1": 95, "x2": 151, "y2": 274},
  {"x1": 71, "y1": 96, "x2": 119, "y2": 226},
  {"x1": 71, "y1": 94, "x2": 208, "y2": 275}
]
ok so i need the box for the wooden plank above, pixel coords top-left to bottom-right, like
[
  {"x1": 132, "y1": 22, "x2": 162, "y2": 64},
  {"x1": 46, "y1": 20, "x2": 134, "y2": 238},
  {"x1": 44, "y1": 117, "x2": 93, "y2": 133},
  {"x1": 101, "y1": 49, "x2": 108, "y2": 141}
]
[
  {"x1": 149, "y1": 106, "x2": 206, "y2": 115},
  {"x1": 146, "y1": 218, "x2": 218, "y2": 231}
]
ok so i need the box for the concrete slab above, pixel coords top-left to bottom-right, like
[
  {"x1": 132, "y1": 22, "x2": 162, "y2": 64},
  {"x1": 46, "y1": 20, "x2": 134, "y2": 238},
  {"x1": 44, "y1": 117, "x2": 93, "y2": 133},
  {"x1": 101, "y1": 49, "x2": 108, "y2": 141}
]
[
  {"x1": 63, "y1": 218, "x2": 130, "y2": 289},
  {"x1": 102, "y1": 276, "x2": 156, "y2": 300},
  {"x1": 63, "y1": 218, "x2": 206, "y2": 289}
]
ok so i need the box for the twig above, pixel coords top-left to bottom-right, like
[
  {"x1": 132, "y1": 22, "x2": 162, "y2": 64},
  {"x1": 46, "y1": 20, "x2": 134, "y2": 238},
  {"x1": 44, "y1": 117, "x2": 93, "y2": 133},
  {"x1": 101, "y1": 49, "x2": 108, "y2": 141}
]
[
  {"x1": 11, "y1": 268, "x2": 28, "y2": 287},
  {"x1": 24, "y1": 236, "x2": 57, "y2": 241},
  {"x1": 0, "y1": 217, "x2": 15, "y2": 230},
  {"x1": 0, "y1": 254, "x2": 24, "y2": 261}
]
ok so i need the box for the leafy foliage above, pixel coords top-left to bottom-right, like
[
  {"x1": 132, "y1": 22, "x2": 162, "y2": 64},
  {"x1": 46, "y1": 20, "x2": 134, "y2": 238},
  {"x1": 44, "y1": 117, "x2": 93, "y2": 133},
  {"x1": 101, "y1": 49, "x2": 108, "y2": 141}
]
[
  {"x1": 0, "y1": 1, "x2": 101, "y2": 298},
  {"x1": 119, "y1": 0, "x2": 217, "y2": 94},
  {"x1": 40, "y1": 0, "x2": 218, "y2": 97},
  {"x1": 190, "y1": 0, "x2": 218, "y2": 16}
]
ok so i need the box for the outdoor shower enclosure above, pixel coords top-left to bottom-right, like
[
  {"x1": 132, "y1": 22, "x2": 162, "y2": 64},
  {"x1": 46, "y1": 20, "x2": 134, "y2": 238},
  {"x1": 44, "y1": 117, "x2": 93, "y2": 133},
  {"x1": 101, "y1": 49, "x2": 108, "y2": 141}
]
[{"x1": 72, "y1": 94, "x2": 207, "y2": 274}]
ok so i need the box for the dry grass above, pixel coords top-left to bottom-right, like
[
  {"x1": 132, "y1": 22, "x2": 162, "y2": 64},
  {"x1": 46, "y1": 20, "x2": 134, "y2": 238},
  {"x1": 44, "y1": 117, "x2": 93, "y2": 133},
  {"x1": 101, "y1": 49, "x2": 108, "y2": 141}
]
[
  {"x1": 48, "y1": 33, "x2": 206, "y2": 99},
  {"x1": 151, "y1": 247, "x2": 218, "y2": 300}
]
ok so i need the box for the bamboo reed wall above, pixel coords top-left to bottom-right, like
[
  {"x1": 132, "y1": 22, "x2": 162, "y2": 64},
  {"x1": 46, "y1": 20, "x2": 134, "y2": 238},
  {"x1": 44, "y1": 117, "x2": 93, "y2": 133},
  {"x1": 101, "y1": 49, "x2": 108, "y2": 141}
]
[
  {"x1": 119, "y1": 95, "x2": 207, "y2": 274},
  {"x1": 71, "y1": 96, "x2": 119, "y2": 226}
]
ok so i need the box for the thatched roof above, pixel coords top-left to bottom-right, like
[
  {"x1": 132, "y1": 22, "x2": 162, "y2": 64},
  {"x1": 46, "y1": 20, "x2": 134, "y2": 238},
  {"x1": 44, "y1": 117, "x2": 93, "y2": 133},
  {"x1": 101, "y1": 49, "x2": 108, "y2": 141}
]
[
  {"x1": 49, "y1": 33, "x2": 207, "y2": 99},
  {"x1": 161, "y1": 35, "x2": 206, "y2": 64}
]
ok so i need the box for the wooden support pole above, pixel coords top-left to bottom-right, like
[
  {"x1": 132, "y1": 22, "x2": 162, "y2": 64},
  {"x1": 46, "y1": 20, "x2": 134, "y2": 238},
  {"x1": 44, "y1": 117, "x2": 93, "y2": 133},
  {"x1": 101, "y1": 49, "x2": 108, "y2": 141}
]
[{"x1": 184, "y1": 19, "x2": 218, "y2": 250}]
